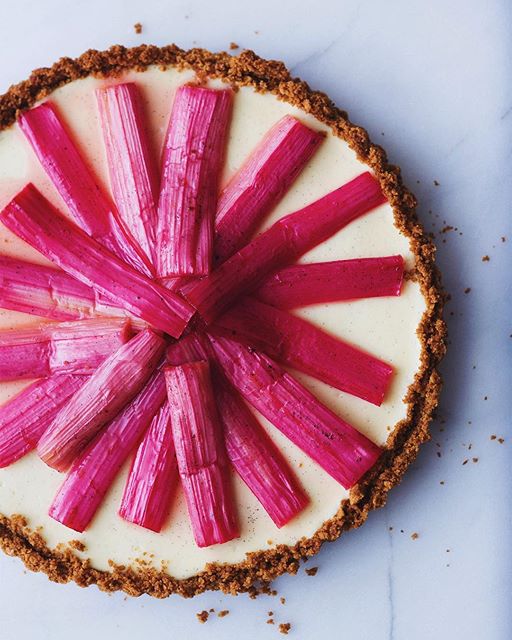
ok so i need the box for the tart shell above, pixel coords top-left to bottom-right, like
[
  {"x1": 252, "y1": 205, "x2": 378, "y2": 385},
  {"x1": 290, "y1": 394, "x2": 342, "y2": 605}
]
[{"x1": 0, "y1": 44, "x2": 446, "y2": 598}]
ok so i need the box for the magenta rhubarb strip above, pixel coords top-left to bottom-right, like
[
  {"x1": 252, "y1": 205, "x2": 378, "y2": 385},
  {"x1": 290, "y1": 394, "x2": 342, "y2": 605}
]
[
  {"x1": 167, "y1": 333, "x2": 308, "y2": 527},
  {"x1": 0, "y1": 185, "x2": 195, "y2": 337},
  {"x1": 183, "y1": 172, "x2": 386, "y2": 324},
  {"x1": 0, "y1": 318, "x2": 130, "y2": 382},
  {"x1": 37, "y1": 328, "x2": 166, "y2": 472},
  {"x1": 156, "y1": 85, "x2": 233, "y2": 277},
  {"x1": 216, "y1": 379, "x2": 308, "y2": 527},
  {"x1": 0, "y1": 254, "x2": 138, "y2": 322},
  {"x1": 0, "y1": 374, "x2": 86, "y2": 467},
  {"x1": 207, "y1": 332, "x2": 382, "y2": 489},
  {"x1": 96, "y1": 83, "x2": 159, "y2": 265},
  {"x1": 164, "y1": 361, "x2": 239, "y2": 547},
  {"x1": 214, "y1": 115, "x2": 324, "y2": 263},
  {"x1": 19, "y1": 102, "x2": 154, "y2": 276},
  {"x1": 215, "y1": 298, "x2": 392, "y2": 405},
  {"x1": 49, "y1": 367, "x2": 167, "y2": 532},
  {"x1": 118, "y1": 403, "x2": 178, "y2": 532},
  {"x1": 254, "y1": 255, "x2": 405, "y2": 308}
]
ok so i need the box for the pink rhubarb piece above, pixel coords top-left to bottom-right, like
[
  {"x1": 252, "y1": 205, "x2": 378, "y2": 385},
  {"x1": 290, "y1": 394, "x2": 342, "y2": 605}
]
[
  {"x1": 216, "y1": 379, "x2": 308, "y2": 527},
  {"x1": 96, "y1": 83, "x2": 159, "y2": 266},
  {"x1": 49, "y1": 368, "x2": 167, "y2": 532},
  {"x1": 37, "y1": 328, "x2": 166, "y2": 472},
  {"x1": 164, "y1": 360, "x2": 239, "y2": 547},
  {"x1": 208, "y1": 332, "x2": 382, "y2": 489},
  {"x1": 156, "y1": 85, "x2": 232, "y2": 277},
  {"x1": 215, "y1": 297, "x2": 393, "y2": 405},
  {"x1": 254, "y1": 255, "x2": 405, "y2": 308},
  {"x1": 0, "y1": 318, "x2": 130, "y2": 382},
  {"x1": 119, "y1": 403, "x2": 178, "y2": 532},
  {"x1": 214, "y1": 115, "x2": 324, "y2": 263},
  {"x1": 0, "y1": 184, "x2": 195, "y2": 337},
  {"x1": 167, "y1": 333, "x2": 308, "y2": 527},
  {"x1": 0, "y1": 374, "x2": 86, "y2": 467},
  {"x1": 0, "y1": 255, "x2": 139, "y2": 323},
  {"x1": 19, "y1": 102, "x2": 153, "y2": 276},
  {"x1": 183, "y1": 172, "x2": 387, "y2": 324}
]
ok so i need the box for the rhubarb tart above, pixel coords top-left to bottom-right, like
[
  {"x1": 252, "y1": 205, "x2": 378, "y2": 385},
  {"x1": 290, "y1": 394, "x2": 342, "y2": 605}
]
[{"x1": 0, "y1": 45, "x2": 445, "y2": 597}]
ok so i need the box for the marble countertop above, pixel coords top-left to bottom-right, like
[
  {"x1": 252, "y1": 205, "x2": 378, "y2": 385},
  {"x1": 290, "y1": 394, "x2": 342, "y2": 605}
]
[{"x1": 0, "y1": 1, "x2": 510, "y2": 639}]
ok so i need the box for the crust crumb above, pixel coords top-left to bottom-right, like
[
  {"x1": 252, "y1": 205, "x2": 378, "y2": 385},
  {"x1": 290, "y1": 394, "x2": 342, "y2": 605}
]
[
  {"x1": 482, "y1": 255, "x2": 490, "y2": 262},
  {"x1": 68, "y1": 540, "x2": 86, "y2": 552},
  {"x1": 196, "y1": 611, "x2": 209, "y2": 624},
  {"x1": 305, "y1": 566, "x2": 318, "y2": 576},
  {"x1": 279, "y1": 622, "x2": 291, "y2": 634},
  {"x1": 218, "y1": 610, "x2": 229, "y2": 618},
  {"x1": 411, "y1": 532, "x2": 419, "y2": 540},
  {"x1": 134, "y1": 23, "x2": 142, "y2": 34},
  {"x1": 229, "y1": 42, "x2": 239, "y2": 50}
]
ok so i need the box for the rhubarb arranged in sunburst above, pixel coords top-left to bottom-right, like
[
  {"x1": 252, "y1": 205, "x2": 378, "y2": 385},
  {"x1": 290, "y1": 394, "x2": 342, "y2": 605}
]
[{"x1": 0, "y1": 80, "x2": 404, "y2": 548}]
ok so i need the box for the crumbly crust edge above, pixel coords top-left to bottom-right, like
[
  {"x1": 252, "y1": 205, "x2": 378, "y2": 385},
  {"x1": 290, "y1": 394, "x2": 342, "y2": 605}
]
[{"x1": 0, "y1": 44, "x2": 446, "y2": 598}]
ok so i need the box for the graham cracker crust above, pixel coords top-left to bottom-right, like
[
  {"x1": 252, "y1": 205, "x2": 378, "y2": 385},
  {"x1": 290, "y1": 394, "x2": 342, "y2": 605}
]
[{"x1": 0, "y1": 44, "x2": 446, "y2": 598}]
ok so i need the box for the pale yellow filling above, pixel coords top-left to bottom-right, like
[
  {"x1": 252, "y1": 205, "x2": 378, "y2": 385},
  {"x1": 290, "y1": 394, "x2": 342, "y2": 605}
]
[{"x1": 0, "y1": 67, "x2": 425, "y2": 578}]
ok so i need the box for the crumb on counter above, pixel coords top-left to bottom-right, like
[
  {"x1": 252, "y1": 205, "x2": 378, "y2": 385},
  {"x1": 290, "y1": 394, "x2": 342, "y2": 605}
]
[
  {"x1": 305, "y1": 566, "x2": 318, "y2": 576},
  {"x1": 230, "y1": 42, "x2": 239, "y2": 50},
  {"x1": 482, "y1": 255, "x2": 490, "y2": 262},
  {"x1": 218, "y1": 610, "x2": 229, "y2": 618},
  {"x1": 411, "y1": 532, "x2": 419, "y2": 540},
  {"x1": 279, "y1": 622, "x2": 291, "y2": 635},
  {"x1": 196, "y1": 611, "x2": 209, "y2": 624},
  {"x1": 134, "y1": 22, "x2": 142, "y2": 34}
]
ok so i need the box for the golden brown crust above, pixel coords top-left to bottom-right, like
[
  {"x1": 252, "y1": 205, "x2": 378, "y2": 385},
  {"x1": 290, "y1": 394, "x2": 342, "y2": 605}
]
[{"x1": 0, "y1": 44, "x2": 446, "y2": 598}]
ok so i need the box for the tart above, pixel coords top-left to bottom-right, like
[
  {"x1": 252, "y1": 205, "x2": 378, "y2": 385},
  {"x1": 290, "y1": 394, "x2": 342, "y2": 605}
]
[{"x1": 0, "y1": 45, "x2": 445, "y2": 598}]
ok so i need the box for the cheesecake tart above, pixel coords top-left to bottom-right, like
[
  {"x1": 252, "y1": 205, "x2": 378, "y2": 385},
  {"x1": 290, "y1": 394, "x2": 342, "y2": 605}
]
[{"x1": 0, "y1": 45, "x2": 445, "y2": 598}]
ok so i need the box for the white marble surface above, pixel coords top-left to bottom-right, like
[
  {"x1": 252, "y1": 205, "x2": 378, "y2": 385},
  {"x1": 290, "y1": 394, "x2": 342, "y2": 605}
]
[{"x1": 0, "y1": 1, "x2": 510, "y2": 639}]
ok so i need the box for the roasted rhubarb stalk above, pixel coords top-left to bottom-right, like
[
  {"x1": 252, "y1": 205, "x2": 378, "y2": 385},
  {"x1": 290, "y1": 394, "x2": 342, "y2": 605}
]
[
  {"x1": 49, "y1": 368, "x2": 167, "y2": 532},
  {"x1": 38, "y1": 328, "x2": 166, "y2": 472},
  {"x1": 215, "y1": 298, "x2": 392, "y2": 405},
  {"x1": 216, "y1": 380, "x2": 308, "y2": 527},
  {"x1": 19, "y1": 102, "x2": 153, "y2": 276},
  {"x1": 254, "y1": 255, "x2": 405, "y2": 308},
  {"x1": 119, "y1": 404, "x2": 178, "y2": 532},
  {"x1": 164, "y1": 361, "x2": 239, "y2": 547},
  {"x1": 1, "y1": 185, "x2": 195, "y2": 337},
  {"x1": 96, "y1": 83, "x2": 159, "y2": 265},
  {"x1": 0, "y1": 255, "x2": 137, "y2": 322},
  {"x1": 0, "y1": 318, "x2": 130, "y2": 382},
  {"x1": 184, "y1": 172, "x2": 386, "y2": 323},
  {"x1": 156, "y1": 86, "x2": 232, "y2": 277},
  {"x1": 208, "y1": 333, "x2": 382, "y2": 488},
  {"x1": 0, "y1": 374, "x2": 86, "y2": 467},
  {"x1": 214, "y1": 116, "x2": 324, "y2": 263},
  {"x1": 167, "y1": 334, "x2": 308, "y2": 527}
]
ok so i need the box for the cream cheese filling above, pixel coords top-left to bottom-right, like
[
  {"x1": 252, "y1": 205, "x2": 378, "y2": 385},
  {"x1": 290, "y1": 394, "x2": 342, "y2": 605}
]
[{"x1": 0, "y1": 67, "x2": 425, "y2": 579}]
